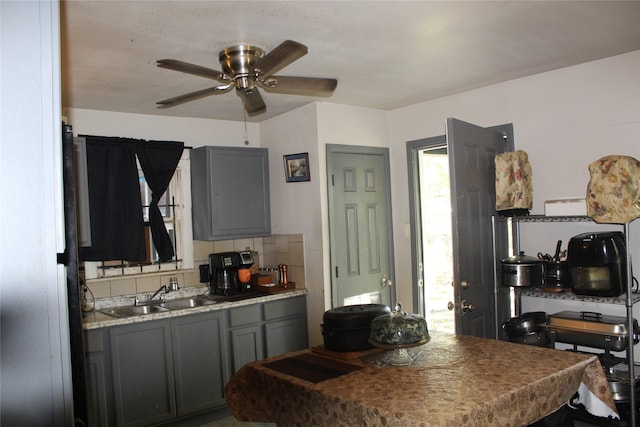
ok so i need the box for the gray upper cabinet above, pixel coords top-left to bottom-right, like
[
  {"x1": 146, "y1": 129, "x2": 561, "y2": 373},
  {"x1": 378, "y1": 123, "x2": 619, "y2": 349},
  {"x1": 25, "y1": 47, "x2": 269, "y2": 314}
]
[{"x1": 191, "y1": 146, "x2": 271, "y2": 241}]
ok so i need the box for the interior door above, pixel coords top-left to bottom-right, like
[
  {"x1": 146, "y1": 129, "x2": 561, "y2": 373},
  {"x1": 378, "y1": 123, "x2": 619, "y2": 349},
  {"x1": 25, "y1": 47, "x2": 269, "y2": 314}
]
[
  {"x1": 447, "y1": 118, "x2": 513, "y2": 338},
  {"x1": 327, "y1": 145, "x2": 394, "y2": 308}
]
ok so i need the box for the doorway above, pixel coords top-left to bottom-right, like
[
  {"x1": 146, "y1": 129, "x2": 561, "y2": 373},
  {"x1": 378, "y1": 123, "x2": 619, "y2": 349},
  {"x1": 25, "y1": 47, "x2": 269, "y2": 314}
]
[
  {"x1": 408, "y1": 139, "x2": 455, "y2": 333},
  {"x1": 407, "y1": 119, "x2": 514, "y2": 338}
]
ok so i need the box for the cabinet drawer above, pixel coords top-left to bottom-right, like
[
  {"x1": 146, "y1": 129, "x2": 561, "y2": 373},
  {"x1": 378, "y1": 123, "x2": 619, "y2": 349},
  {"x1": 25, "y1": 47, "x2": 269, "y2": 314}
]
[
  {"x1": 229, "y1": 304, "x2": 262, "y2": 327},
  {"x1": 264, "y1": 296, "x2": 306, "y2": 321}
]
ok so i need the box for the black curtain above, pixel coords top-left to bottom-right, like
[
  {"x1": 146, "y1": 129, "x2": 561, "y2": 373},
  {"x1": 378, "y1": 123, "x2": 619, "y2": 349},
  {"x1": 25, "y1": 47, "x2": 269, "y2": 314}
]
[
  {"x1": 80, "y1": 136, "x2": 147, "y2": 261},
  {"x1": 135, "y1": 140, "x2": 184, "y2": 261}
]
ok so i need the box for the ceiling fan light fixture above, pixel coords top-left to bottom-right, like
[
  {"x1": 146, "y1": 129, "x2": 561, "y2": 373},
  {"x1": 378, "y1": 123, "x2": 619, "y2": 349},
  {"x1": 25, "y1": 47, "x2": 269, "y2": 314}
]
[{"x1": 218, "y1": 44, "x2": 265, "y2": 76}]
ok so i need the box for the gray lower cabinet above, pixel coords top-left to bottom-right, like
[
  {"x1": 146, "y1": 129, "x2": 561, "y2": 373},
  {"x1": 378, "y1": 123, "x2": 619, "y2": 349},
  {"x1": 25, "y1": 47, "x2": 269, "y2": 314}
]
[
  {"x1": 171, "y1": 311, "x2": 228, "y2": 415},
  {"x1": 264, "y1": 297, "x2": 308, "y2": 358},
  {"x1": 85, "y1": 329, "x2": 112, "y2": 427},
  {"x1": 110, "y1": 319, "x2": 176, "y2": 427},
  {"x1": 229, "y1": 324, "x2": 264, "y2": 372},
  {"x1": 85, "y1": 295, "x2": 306, "y2": 426},
  {"x1": 228, "y1": 304, "x2": 265, "y2": 372},
  {"x1": 228, "y1": 295, "x2": 308, "y2": 372}
]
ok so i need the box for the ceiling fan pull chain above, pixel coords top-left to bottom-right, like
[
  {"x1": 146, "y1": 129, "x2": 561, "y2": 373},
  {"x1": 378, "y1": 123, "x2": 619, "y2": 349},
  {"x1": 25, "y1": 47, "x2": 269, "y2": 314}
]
[{"x1": 243, "y1": 102, "x2": 249, "y2": 145}]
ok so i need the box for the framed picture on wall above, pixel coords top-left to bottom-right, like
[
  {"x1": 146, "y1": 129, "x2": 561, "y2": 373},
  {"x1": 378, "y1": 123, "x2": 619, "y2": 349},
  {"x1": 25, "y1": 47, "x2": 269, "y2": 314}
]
[{"x1": 283, "y1": 152, "x2": 310, "y2": 182}]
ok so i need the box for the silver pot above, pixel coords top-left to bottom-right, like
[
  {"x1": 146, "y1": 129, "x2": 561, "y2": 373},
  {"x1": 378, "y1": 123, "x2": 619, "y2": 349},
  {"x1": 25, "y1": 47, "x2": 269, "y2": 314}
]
[{"x1": 501, "y1": 251, "x2": 544, "y2": 287}]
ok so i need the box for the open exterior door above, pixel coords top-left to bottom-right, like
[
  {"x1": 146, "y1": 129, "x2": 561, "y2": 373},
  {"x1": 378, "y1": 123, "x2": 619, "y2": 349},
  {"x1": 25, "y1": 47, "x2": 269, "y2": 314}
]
[{"x1": 446, "y1": 118, "x2": 513, "y2": 338}]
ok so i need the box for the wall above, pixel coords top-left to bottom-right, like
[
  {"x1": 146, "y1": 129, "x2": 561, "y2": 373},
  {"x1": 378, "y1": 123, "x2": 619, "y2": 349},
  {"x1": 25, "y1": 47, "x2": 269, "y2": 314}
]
[
  {"x1": 259, "y1": 103, "x2": 324, "y2": 344},
  {"x1": 388, "y1": 50, "x2": 640, "y2": 311},
  {"x1": 64, "y1": 108, "x2": 260, "y2": 148},
  {"x1": 62, "y1": 109, "x2": 311, "y2": 296},
  {"x1": 86, "y1": 234, "x2": 305, "y2": 308},
  {"x1": 0, "y1": 2, "x2": 72, "y2": 425}
]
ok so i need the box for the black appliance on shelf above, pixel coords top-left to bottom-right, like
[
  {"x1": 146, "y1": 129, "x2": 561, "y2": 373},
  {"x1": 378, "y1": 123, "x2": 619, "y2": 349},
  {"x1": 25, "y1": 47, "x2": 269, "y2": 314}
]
[
  {"x1": 199, "y1": 251, "x2": 254, "y2": 295},
  {"x1": 567, "y1": 231, "x2": 627, "y2": 297}
]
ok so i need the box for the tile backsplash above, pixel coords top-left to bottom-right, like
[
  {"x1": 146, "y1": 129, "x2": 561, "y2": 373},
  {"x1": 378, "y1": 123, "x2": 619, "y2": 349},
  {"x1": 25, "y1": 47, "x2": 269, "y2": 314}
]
[{"x1": 85, "y1": 234, "x2": 305, "y2": 301}]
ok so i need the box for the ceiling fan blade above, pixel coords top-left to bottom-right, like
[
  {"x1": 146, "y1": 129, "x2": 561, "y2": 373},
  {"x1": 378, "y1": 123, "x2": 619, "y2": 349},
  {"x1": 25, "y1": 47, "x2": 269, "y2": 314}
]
[
  {"x1": 254, "y1": 40, "x2": 308, "y2": 78},
  {"x1": 157, "y1": 59, "x2": 228, "y2": 82},
  {"x1": 240, "y1": 90, "x2": 267, "y2": 116},
  {"x1": 261, "y1": 76, "x2": 337, "y2": 95},
  {"x1": 157, "y1": 86, "x2": 227, "y2": 109}
]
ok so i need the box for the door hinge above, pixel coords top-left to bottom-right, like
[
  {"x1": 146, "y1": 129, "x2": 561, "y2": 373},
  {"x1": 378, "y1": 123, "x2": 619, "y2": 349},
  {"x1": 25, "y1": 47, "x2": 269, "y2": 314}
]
[
  {"x1": 331, "y1": 174, "x2": 335, "y2": 186},
  {"x1": 335, "y1": 266, "x2": 339, "y2": 278},
  {"x1": 57, "y1": 250, "x2": 69, "y2": 266}
]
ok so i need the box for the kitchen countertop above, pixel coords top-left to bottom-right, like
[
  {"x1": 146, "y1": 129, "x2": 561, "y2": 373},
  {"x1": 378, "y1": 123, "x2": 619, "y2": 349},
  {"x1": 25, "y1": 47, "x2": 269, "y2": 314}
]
[
  {"x1": 82, "y1": 288, "x2": 308, "y2": 330},
  {"x1": 225, "y1": 333, "x2": 617, "y2": 426}
]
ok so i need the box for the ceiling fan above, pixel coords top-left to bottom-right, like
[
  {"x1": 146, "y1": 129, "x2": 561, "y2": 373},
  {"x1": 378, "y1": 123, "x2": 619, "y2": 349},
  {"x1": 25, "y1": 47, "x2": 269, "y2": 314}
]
[{"x1": 156, "y1": 40, "x2": 338, "y2": 116}]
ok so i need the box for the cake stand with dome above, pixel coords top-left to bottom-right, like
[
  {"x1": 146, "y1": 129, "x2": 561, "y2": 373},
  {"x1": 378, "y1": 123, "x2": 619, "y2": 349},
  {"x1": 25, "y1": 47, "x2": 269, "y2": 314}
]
[{"x1": 368, "y1": 303, "x2": 430, "y2": 365}]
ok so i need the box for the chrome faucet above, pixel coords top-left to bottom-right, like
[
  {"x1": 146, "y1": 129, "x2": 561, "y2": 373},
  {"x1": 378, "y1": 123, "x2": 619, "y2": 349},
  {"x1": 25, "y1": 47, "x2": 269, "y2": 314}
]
[{"x1": 150, "y1": 285, "x2": 169, "y2": 302}]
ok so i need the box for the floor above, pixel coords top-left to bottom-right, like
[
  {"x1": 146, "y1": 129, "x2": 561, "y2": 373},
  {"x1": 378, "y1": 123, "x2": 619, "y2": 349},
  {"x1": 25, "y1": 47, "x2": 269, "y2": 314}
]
[{"x1": 198, "y1": 416, "x2": 275, "y2": 427}]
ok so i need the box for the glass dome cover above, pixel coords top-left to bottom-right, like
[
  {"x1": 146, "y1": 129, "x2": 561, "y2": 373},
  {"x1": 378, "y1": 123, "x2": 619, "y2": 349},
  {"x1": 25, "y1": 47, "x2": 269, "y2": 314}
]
[{"x1": 369, "y1": 303, "x2": 430, "y2": 365}]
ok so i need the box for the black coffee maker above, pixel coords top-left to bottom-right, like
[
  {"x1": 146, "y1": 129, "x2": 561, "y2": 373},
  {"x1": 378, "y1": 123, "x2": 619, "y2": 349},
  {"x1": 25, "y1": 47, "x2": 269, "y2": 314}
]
[{"x1": 200, "y1": 251, "x2": 254, "y2": 295}]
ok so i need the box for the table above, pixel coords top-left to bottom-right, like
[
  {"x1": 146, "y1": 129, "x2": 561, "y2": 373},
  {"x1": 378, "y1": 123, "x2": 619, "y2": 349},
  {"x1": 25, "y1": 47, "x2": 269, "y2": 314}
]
[{"x1": 225, "y1": 333, "x2": 617, "y2": 426}]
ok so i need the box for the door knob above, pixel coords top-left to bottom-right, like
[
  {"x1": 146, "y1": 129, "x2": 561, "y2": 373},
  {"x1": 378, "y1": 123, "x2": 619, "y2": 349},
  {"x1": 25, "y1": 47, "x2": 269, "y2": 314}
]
[
  {"x1": 460, "y1": 280, "x2": 469, "y2": 289},
  {"x1": 381, "y1": 275, "x2": 393, "y2": 287},
  {"x1": 461, "y1": 300, "x2": 474, "y2": 312},
  {"x1": 447, "y1": 300, "x2": 474, "y2": 312}
]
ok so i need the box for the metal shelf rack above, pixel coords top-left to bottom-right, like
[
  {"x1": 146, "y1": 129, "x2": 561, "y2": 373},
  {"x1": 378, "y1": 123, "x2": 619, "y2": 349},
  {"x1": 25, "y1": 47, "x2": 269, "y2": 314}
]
[{"x1": 509, "y1": 215, "x2": 636, "y2": 425}]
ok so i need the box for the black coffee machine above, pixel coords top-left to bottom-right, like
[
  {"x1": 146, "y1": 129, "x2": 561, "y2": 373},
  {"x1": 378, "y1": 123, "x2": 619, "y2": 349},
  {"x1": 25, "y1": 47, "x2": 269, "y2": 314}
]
[{"x1": 199, "y1": 251, "x2": 254, "y2": 295}]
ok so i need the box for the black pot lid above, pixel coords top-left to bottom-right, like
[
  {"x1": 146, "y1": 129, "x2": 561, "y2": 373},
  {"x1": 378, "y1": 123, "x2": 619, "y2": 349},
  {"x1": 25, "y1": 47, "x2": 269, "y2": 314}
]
[
  {"x1": 325, "y1": 304, "x2": 388, "y2": 315},
  {"x1": 323, "y1": 304, "x2": 390, "y2": 328}
]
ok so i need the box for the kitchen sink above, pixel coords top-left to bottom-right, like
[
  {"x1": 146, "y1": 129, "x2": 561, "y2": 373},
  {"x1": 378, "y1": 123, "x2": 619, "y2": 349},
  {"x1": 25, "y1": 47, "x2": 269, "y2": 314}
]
[
  {"x1": 159, "y1": 297, "x2": 218, "y2": 310},
  {"x1": 99, "y1": 304, "x2": 170, "y2": 318}
]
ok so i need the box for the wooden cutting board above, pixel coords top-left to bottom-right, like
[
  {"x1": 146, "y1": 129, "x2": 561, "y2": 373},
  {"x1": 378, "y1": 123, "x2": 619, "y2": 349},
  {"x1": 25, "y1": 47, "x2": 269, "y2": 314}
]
[{"x1": 311, "y1": 345, "x2": 384, "y2": 361}]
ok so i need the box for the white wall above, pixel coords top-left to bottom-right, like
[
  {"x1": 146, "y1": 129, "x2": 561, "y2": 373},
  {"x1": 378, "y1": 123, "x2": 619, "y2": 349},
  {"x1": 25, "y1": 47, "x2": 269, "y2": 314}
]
[
  {"x1": 388, "y1": 50, "x2": 640, "y2": 310},
  {"x1": 1, "y1": 2, "x2": 72, "y2": 425},
  {"x1": 259, "y1": 103, "x2": 324, "y2": 344}
]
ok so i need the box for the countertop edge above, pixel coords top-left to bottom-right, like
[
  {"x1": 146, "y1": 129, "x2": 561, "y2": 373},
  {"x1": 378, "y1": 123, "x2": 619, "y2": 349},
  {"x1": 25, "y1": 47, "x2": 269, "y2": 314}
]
[{"x1": 82, "y1": 288, "x2": 308, "y2": 330}]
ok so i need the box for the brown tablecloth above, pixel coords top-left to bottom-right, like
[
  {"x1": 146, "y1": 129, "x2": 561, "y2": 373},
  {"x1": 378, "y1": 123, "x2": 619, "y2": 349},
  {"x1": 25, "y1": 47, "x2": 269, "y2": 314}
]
[{"x1": 225, "y1": 333, "x2": 617, "y2": 426}]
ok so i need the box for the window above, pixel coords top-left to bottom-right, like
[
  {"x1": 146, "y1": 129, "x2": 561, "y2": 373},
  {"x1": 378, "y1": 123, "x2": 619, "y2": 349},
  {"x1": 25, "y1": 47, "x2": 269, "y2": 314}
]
[{"x1": 83, "y1": 152, "x2": 193, "y2": 279}]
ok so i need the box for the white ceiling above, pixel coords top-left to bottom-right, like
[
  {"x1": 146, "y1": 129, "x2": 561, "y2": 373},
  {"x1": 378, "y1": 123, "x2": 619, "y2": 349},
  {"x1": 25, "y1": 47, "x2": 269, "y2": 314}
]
[{"x1": 61, "y1": 1, "x2": 640, "y2": 123}]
